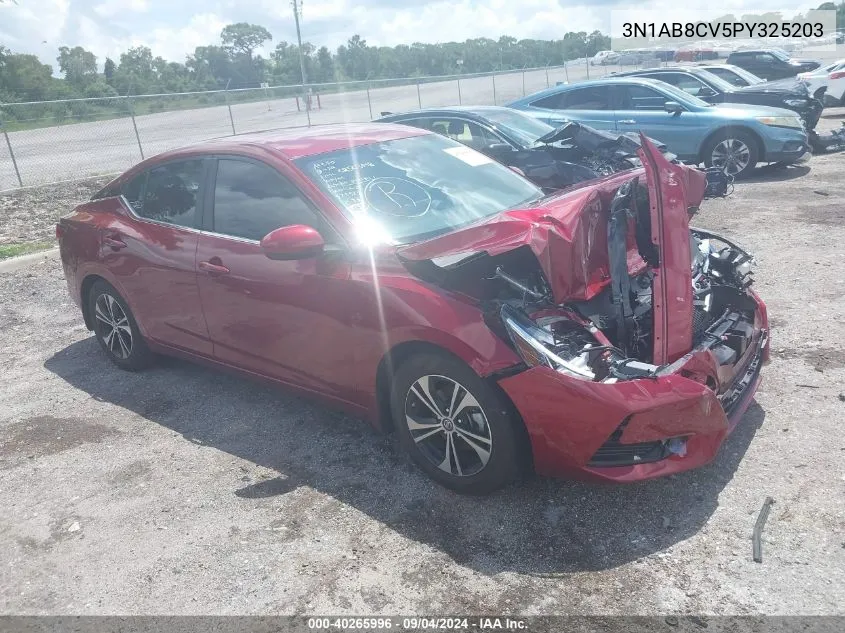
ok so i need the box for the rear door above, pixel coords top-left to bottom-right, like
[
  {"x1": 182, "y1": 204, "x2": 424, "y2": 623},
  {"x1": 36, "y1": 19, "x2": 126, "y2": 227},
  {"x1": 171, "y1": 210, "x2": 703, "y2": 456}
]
[
  {"x1": 106, "y1": 159, "x2": 212, "y2": 355},
  {"x1": 528, "y1": 86, "x2": 616, "y2": 130}
]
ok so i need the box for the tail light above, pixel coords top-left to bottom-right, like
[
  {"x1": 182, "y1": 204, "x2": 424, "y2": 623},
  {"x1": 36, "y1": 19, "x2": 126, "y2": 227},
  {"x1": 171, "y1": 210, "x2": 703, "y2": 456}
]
[{"x1": 830, "y1": 71, "x2": 845, "y2": 80}]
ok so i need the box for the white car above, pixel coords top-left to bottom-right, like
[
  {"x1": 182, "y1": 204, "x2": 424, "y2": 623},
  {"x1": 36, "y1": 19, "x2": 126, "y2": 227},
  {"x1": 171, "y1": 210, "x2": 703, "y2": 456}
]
[
  {"x1": 591, "y1": 50, "x2": 619, "y2": 66},
  {"x1": 799, "y1": 59, "x2": 845, "y2": 106}
]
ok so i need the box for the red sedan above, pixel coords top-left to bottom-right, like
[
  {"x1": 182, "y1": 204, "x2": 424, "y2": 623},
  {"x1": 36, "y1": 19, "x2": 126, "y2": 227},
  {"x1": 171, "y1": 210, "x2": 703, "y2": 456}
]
[{"x1": 57, "y1": 123, "x2": 768, "y2": 494}]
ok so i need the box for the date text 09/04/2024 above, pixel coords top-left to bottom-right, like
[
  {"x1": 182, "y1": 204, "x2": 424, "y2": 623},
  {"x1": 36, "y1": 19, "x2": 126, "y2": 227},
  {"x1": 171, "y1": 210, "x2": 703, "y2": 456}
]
[{"x1": 307, "y1": 617, "x2": 528, "y2": 630}]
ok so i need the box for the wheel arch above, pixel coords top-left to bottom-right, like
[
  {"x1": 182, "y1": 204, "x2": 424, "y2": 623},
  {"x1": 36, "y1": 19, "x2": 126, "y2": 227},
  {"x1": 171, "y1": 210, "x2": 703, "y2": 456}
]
[
  {"x1": 373, "y1": 339, "x2": 534, "y2": 472},
  {"x1": 698, "y1": 125, "x2": 764, "y2": 164},
  {"x1": 80, "y1": 273, "x2": 109, "y2": 331}
]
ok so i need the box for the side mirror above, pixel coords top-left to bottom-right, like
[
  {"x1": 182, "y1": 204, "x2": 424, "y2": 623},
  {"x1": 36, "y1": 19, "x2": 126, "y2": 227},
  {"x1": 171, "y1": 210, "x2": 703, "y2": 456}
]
[
  {"x1": 483, "y1": 142, "x2": 515, "y2": 156},
  {"x1": 664, "y1": 101, "x2": 684, "y2": 115},
  {"x1": 260, "y1": 224, "x2": 324, "y2": 260}
]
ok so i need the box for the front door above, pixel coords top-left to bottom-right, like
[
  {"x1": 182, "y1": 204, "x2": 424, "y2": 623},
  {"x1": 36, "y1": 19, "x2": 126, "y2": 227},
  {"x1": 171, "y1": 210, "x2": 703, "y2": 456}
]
[{"x1": 195, "y1": 157, "x2": 359, "y2": 401}]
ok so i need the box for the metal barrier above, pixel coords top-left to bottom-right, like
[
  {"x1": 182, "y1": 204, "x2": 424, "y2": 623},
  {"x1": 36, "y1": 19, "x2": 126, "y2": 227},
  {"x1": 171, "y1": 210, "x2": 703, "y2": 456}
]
[{"x1": 0, "y1": 57, "x2": 663, "y2": 191}]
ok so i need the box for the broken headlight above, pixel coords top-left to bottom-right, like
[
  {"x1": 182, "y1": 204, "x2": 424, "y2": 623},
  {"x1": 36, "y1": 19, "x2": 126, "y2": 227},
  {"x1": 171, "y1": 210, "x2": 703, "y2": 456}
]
[
  {"x1": 500, "y1": 304, "x2": 597, "y2": 380},
  {"x1": 755, "y1": 115, "x2": 803, "y2": 129}
]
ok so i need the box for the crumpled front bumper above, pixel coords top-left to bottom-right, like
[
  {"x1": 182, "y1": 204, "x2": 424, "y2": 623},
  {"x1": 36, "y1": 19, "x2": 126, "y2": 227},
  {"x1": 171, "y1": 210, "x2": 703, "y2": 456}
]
[{"x1": 496, "y1": 295, "x2": 769, "y2": 483}]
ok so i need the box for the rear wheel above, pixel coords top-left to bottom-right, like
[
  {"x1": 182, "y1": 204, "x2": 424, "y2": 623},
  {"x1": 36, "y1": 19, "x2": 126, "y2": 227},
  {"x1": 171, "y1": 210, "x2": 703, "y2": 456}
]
[
  {"x1": 703, "y1": 129, "x2": 759, "y2": 179},
  {"x1": 391, "y1": 352, "x2": 522, "y2": 494},
  {"x1": 88, "y1": 280, "x2": 153, "y2": 371}
]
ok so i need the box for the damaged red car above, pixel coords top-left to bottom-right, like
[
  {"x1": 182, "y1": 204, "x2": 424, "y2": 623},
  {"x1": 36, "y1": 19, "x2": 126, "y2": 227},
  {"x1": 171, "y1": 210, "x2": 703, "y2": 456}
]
[{"x1": 56, "y1": 123, "x2": 769, "y2": 494}]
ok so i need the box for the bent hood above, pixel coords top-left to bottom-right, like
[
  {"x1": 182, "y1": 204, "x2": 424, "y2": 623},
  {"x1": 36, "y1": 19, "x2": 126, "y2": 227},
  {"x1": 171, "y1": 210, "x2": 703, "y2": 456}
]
[
  {"x1": 398, "y1": 136, "x2": 707, "y2": 328},
  {"x1": 736, "y1": 77, "x2": 810, "y2": 95}
]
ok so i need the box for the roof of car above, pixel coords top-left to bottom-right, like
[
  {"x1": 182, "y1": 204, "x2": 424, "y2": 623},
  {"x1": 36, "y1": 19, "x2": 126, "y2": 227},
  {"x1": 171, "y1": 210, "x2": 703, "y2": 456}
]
[
  {"x1": 376, "y1": 105, "x2": 515, "y2": 120},
  {"x1": 508, "y1": 77, "x2": 669, "y2": 104},
  {"x1": 613, "y1": 66, "x2": 703, "y2": 76},
  {"x1": 160, "y1": 122, "x2": 430, "y2": 161}
]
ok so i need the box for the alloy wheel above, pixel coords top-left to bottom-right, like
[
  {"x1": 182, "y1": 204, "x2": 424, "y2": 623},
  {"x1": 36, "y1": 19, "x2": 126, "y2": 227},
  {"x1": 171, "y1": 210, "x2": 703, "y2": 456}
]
[
  {"x1": 404, "y1": 374, "x2": 493, "y2": 477},
  {"x1": 94, "y1": 293, "x2": 133, "y2": 359},
  {"x1": 711, "y1": 138, "x2": 751, "y2": 176}
]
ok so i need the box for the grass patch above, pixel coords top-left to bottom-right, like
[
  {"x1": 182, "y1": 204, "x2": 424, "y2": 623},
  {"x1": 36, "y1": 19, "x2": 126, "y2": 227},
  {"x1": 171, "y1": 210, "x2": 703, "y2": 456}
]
[{"x1": 0, "y1": 241, "x2": 54, "y2": 260}]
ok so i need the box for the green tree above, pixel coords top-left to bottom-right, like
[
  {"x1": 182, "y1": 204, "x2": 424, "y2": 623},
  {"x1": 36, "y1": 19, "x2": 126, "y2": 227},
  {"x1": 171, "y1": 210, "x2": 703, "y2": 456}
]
[
  {"x1": 221, "y1": 23, "x2": 272, "y2": 63},
  {"x1": 103, "y1": 57, "x2": 116, "y2": 84},
  {"x1": 57, "y1": 46, "x2": 98, "y2": 86}
]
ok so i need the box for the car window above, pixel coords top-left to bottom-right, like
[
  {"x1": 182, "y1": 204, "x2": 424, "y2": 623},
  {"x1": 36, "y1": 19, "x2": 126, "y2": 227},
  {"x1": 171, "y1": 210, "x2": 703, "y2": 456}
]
[
  {"x1": 755, "y1": 53, "x2": 775, "y2": 63},
  {"x1": 212, "y1": 159, "x2": 330, "y2": 242},
  {"x1": 707, "y1": 67, "x2": 744, "y2": 86},
  {"x1": 621, "y1": 85, "x2": 669, "y2": 110},
  {"x1": 559, "y1": 86, "x2": 612, "y2": 110},
  {"x1": 140, "y1": 160, "x2": 204, "y2": 228},
  {"x1": 665, "y1": 74, "x2": 714, "y2": 97},
  {"x1": 121, "y1": 172, "x2": 147, "y2": 213},
  {"x1": 530, "y1": 92, "x2": 566, "y2": 109}
]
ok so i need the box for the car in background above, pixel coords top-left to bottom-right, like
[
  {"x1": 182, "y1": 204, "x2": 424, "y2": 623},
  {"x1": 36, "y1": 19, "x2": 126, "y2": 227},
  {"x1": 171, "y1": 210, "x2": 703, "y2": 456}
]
[
  {"x1": 613, "y1": 66, "x2": 824, "y2": 141},
  {"x1": 674, "y1": 45, "x2": 718, "y2": 62},
  {"x1": 376, "y1": 106, "x2": 671, "y2": 190},
  {"x1": 56, "y1": 122, "x2": 769, "y2": 493},
  {"x1": 507, "y1": 77, "x2": 810, "y2": 178},
  {"x1": 591, "y1": 50, "x2": 619, "y2": 66},
  {"x1": 799, "y1": 59, "x2": 845, "y2": 106},
  {"x1": 725, "y1": 49, "x2": 821, "y2": 81},
  {"x1": 697, "y1": 64, "x2": 765, "y2": 88}
]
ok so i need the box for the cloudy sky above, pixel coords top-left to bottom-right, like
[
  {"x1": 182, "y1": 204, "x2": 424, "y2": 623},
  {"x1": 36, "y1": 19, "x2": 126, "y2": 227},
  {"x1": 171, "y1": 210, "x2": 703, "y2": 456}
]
[{"x1": 0, "y1": 0, "x2": 819, "y2": 71}]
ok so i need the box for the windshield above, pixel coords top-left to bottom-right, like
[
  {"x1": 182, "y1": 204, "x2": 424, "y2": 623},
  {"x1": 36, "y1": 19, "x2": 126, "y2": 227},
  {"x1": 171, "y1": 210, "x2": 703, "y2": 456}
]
[
  {"x1": 648, "y1": 80, "x2": 712, "y2": 107},
  {"x1": 295, "y1": 134, "x2": 543, "y2": 245},
  {"x1": 721, "y1": 65, "x2": 765, "y2": 85},
  {"x1": 694, "y1": 70, "x2": 737, "y2": 92},
  {"x1": 480, "y1": 108, "x2": 555, "y2": 146},
  {"x1": 769, "y1": 49, "x2": 790, "y2": 61}
]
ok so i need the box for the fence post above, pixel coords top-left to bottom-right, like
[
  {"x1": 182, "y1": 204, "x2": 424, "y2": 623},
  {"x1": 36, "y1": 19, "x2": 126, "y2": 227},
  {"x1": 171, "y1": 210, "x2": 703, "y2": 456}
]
[
  {"x1": 126, "y1": 96, "x2": 144, "y2": 161},
  {"x1": 492, "y1": 73, "x2": 497, "y2": 105},
  {"x1": 545, "y1": 63, "x2": 550, "y2": 88},
  {"x1": 416, "y1": 81, "x2": 422, "y2": 109},
  {"x1": 0, "y1": 119, "x2": 23, "y2": 188},
  {"x1": 304, "y1": 85, "x2": 312, "y2": 127},
  {"x1": 585, "y1": 56, "x2": 590, "y2": 80},
  {"x1": 224, "y1": 79, "x2": 236, "y2": 135},
  {"x1": 564, "y1": 61, "x2": 569, "y2": 83},
  {"x1": 457, "y1": 77, "x2": 462, "y2": 105},
  {"x1": 522, "y1": 64, "x2": 527, "y2": 96},
  {"x1": 366, "y1": 82, "x2": 373, "y2": 120}
]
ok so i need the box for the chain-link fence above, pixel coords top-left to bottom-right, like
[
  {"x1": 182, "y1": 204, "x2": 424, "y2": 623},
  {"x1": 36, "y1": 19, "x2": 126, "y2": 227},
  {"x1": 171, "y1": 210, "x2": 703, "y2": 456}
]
[{"x1": 0, "y1": 56, "x2": 667, "y2": 191}]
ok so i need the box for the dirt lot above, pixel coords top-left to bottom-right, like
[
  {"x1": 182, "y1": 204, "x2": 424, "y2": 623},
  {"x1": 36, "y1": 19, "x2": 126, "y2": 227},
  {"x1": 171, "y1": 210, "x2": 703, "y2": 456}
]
[{"x1": 1, "y1": 113, "x2": 844, "y2": 616}]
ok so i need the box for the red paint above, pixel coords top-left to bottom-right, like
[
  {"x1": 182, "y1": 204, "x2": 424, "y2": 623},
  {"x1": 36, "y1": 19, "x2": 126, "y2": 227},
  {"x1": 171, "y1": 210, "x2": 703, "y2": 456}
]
[{"x1": 57, "y1": 122, "x2": 766, "y2": 484}]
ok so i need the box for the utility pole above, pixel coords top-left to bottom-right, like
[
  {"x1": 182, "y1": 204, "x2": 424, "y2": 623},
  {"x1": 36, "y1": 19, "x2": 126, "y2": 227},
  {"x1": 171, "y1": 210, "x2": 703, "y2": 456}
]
[{"x1": 292, "y1": 0, "x2": 308, "y2": 89}]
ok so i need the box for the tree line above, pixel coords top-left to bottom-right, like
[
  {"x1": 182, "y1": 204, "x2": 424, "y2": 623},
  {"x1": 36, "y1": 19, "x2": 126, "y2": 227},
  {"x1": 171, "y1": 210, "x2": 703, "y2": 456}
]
[{"x1": 0, "y1": 22, "x2": 611, "y2": 104}]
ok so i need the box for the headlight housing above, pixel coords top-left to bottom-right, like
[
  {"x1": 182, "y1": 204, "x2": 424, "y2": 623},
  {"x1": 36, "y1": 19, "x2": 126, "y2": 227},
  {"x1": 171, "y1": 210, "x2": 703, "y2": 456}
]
[
  {"x1": 500, "y1": 304, "x2": 597, "y2": 380},
  {"x1": 756, "y1": 115, "x2": 803, "y2": 129}
]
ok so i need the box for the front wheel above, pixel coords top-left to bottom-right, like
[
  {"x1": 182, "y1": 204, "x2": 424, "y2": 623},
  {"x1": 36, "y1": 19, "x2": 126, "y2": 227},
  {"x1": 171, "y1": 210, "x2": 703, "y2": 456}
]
[
  {"x1": 702, "y1": 130, "x2": 759, "y2": 179},
  {"x1": 391, "y1": 352, "x2": 523, "y2": 495}
]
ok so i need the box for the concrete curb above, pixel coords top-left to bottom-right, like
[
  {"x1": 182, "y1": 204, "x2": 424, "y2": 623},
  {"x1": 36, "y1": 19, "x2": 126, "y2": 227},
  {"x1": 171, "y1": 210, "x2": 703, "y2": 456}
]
[{"x1": 0, "y1": 248, "x2": 59, "y2": 273}]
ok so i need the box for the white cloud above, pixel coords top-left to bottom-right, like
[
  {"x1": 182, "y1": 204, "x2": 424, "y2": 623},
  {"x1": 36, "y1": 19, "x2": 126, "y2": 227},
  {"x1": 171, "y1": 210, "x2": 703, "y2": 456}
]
[
  {"x1": 93, "y1": 0, "x2": 149, "y2": 18},
  {"x1": 141, "y1": 13, "x2": 229, "y2": 62}
]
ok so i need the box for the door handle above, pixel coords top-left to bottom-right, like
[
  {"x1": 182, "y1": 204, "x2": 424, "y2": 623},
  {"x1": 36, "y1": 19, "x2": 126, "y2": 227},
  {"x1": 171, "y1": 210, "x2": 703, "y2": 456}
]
[
  {"x1": 199, "y1": 260, "x2": 230, "y2": 275},
  {"x1": 103, "y1": 234, "x2": 126, "y2": 250},
  {"x1": 618, "y1": 119, "x2": 637, "y2": 124}
]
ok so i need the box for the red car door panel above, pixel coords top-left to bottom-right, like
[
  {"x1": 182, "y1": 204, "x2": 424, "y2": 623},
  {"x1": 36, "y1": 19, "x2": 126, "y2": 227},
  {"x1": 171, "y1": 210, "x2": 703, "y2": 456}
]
[{"x1": 103, "y1": 159, "x2": 211, "y2": 355}]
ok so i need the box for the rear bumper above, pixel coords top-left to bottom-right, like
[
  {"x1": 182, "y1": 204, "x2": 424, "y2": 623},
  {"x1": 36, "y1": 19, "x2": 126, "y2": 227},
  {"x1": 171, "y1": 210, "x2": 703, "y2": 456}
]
[{"x1": 497, "y1": 296, "x2": 769, "y2": 483}]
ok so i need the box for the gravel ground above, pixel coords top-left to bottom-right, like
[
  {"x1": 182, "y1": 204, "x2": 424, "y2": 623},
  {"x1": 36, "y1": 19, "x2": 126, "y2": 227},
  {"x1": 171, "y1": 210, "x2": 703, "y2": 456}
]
[{"x1": 0, "y1": 114, "x2": 843, "y2": 616}]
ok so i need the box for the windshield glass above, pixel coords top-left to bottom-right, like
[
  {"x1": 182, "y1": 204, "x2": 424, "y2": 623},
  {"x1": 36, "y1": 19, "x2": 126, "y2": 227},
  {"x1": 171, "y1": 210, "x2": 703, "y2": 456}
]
[
  {"x1": 695, "y1": 70, "x2": 737, "y2": 93},
  {"x1": 480, "y1": 108, "x2": 555, "y2": 146},
  {"x1": 648, "y1": 80, "x2": 711, "y2": 107},
  {"x1": 295, "y1": 134, "x2": 543, "y2": 245},
  {"x1": 722, "y1": 65, "x2": 765, "y2": 85},
  {"x1": 769, "y1": 49, "x2": 790, "y2": 61}
]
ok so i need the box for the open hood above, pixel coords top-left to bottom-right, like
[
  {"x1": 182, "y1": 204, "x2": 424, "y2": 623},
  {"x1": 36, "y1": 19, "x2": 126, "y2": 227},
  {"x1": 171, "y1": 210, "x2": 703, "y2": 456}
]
[
  {"x1": 535, "y1": 120, "x2": 667, "y2": 153},
  {"x1": 399, "y1": 136, "x2": 706, "y2": 361},
  {"x1": 733, "y1": 78, "x2": 810, "y2": 96}
]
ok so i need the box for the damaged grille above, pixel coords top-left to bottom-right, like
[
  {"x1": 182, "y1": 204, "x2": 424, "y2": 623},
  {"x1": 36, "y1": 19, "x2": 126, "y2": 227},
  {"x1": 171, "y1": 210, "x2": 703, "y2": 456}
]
[
  {"x1": 720, "y1": 333, "x2": 766, "y2": 418},
  {"x1": 587, "y1": 419, "x2": 670, "y2": 468}
]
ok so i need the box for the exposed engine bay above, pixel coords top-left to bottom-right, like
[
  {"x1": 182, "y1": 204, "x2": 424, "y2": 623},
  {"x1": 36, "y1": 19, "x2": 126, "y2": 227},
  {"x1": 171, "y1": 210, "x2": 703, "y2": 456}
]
[
  {"x1": 402, "y1": 174, "x2": 758, "y2": 388},
  {"x1": 527, "y1": 122, "x2": 731, "y2": 198}
]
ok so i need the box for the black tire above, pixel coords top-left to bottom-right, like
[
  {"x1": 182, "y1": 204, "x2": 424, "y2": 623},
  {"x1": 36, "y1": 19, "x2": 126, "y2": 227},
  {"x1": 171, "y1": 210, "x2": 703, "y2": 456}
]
[
  {"x1": 88, "y1": 280, "x2": 153, "y2": 371},
  {"x1": 390, "y1": 351, "x2": 522, "y2": 494},
  {"x1": 702, "y1": 129, "x2": 760, "y2": 179}
]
